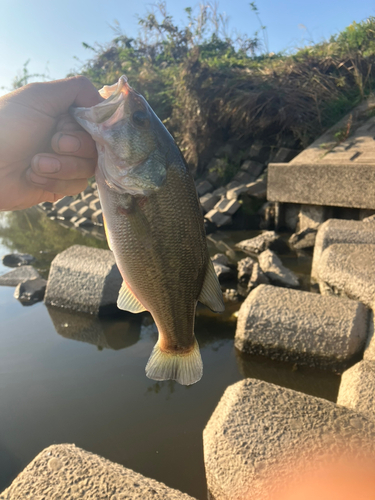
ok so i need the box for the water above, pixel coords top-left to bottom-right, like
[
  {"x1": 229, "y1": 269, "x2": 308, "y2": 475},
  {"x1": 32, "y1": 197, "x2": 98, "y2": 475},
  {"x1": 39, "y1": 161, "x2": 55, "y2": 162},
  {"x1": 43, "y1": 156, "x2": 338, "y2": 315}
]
[{"x1": 0, "y1": 209, "x2": 340, "y2": 499}]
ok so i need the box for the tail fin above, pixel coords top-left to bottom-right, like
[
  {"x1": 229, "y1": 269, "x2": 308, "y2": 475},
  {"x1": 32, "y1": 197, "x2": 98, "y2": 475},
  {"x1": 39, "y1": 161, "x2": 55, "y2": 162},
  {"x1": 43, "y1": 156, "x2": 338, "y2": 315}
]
[{"x1": 145, "y1": 338, "x2": 203, "y2": 386}]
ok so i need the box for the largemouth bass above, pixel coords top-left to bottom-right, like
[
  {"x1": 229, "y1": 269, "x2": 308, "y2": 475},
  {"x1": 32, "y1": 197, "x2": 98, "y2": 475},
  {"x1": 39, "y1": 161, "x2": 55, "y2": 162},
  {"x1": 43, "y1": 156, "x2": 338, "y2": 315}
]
[{"x1": 72, "y1": 75, "x2": 224, "y2": 385}]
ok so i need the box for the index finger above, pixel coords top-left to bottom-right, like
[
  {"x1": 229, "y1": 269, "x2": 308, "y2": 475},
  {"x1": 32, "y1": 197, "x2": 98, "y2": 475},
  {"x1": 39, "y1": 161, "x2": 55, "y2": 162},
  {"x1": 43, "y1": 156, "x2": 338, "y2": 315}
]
[{"x1": 7, "y1": 76, "x2": 104, "y2": 118}]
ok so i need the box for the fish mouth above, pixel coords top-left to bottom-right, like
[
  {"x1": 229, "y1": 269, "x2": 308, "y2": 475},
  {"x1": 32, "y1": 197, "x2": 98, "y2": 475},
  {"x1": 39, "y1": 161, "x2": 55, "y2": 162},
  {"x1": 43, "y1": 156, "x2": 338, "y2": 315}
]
[
  {"x1": 70, "y1": 75, "x2": 132, "y2": 138},
  {"x1": 99, "y1": 75, "x2": 131, "y2": 100}
]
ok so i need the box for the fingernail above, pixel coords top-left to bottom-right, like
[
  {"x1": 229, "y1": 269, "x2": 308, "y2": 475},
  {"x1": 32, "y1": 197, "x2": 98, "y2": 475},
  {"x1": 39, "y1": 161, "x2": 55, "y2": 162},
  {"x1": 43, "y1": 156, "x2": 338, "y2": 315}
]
[
  {"x1": 58, "y1": 134, "x2": 81, "y2": 153},
  {"x1": 29, "y1": 171, "x2": 48, "y2": 185},
  {"x1": 35, "y1": 156, "x2": 61, "y2": 174}
]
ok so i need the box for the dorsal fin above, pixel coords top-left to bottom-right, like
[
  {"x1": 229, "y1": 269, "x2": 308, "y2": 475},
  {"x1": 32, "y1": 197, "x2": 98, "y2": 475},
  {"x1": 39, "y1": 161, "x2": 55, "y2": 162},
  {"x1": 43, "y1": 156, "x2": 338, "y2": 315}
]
[
  {"x1": 198, "y1": 259, "x2": 225, "y2": 313},
  {"x1": 117, "y1": 281, "x2": 147, "y2": 313}
]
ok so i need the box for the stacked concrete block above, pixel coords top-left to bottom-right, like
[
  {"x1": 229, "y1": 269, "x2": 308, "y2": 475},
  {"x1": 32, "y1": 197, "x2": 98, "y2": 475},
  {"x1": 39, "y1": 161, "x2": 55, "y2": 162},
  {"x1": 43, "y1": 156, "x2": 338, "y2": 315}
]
[
  {"x1": 90, "y1": 198, "x2": 102, "y2": 212},
  {"x1": 196, "y1": 180, "x2": 213, "y2": 196},
  {"x1": 240, "y1": 160, "x2": 264, "y2": 179},
  {"x1": 337, "y1": 360, "x2": 375, "y2": 421},
  {"x1": 235, "y1": 285, "x2": 369, "y2": 369},
  {"x1": 204, "y1": 379, "x2": 375, "y2": 500},
  {"x1": 44, "y1": 245, "x2": 122, "y2": 315},
  {"x1": 318, "y1": 243, "x2": 375, "y2": 307},
  {"x1": 0, "y1": 444, "x2": 196, "y2": 500},
  {"x1": 311, "y1": 219, "x2": 375, "y2": 281},
  {"x1": 69, "y1": 199, "x2": 86, "y2": 213},
  {"x1": 200, "y1": 193, "x2": 221, "y2": 213}
]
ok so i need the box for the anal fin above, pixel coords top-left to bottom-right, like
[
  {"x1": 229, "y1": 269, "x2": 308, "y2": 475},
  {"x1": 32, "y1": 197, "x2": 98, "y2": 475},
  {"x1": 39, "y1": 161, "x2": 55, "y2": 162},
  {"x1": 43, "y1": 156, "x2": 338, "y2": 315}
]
[
  {"x1": 117, "y1": 281, "x2": 147, "y2": 313},
  {"x1": 198, "y1": 259, "x2": 225, "y2": 313}
]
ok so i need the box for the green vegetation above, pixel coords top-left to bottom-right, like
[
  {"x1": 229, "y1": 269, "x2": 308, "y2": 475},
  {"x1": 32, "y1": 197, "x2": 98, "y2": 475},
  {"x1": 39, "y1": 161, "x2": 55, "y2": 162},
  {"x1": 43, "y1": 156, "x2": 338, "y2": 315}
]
[{"x1": 75, "y1": 4, "x2": 375, "y2": 175}]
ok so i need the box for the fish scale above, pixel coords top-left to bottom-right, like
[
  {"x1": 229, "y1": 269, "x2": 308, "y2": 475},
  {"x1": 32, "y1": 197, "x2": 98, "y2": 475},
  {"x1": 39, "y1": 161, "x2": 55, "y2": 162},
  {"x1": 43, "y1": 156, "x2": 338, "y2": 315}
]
[{"x1": 72, "y1": 75, "x2": 224, "y2": 385}]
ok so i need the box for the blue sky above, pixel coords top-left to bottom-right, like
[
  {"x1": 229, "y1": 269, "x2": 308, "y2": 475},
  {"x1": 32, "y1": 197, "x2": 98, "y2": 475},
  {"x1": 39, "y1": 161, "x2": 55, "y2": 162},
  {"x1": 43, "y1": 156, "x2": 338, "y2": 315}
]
[{"x1": 1, "y1": 0, "x2": 374, "y2": 95}]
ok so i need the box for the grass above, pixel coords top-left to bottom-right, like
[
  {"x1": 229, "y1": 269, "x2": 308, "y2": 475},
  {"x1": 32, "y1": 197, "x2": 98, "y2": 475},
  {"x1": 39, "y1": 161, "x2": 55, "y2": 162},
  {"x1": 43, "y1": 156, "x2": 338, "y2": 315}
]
[{"x1": 70, "y1": 4, "x2": 375, "y2": 176}]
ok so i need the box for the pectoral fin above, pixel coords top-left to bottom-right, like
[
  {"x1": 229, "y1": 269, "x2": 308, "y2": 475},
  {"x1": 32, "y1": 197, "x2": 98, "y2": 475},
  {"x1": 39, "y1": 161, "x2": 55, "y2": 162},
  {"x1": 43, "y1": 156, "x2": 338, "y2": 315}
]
[
  {"x1": 102, "y1": 214, "x2": 112, "y2": 251},
  {"x1": 198, "y1": 259, "x2": 225, "y2": 312},
  {"x1": 117, "y1": 281, "x2": 147, "y2": 313}
]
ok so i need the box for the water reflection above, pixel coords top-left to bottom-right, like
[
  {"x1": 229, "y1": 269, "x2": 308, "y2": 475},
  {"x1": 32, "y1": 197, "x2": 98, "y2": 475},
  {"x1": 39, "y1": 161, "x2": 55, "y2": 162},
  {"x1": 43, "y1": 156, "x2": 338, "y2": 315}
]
[
  {"x1": 0, "y1": 209, "x2": 108, "y2": 278},
  {"x1": 47, "y1": 305, "x2": 142, "y2": 350},
  {"x1": 235, "y1": 348, "x2": 341, "y2": 402}
]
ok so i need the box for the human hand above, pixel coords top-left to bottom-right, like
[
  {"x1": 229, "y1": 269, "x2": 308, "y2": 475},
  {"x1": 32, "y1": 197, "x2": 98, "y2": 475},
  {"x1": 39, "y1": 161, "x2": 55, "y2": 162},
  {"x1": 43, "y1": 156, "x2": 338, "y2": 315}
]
[{"x1": 0, "y1": 76, "x2": 102, "y2": 211}]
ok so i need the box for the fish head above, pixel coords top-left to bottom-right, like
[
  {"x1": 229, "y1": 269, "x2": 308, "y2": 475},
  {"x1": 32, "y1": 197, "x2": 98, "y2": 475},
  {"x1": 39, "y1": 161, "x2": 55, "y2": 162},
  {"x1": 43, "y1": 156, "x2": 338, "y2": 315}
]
[{"x1": 72, "y1": 75, "x2": 170, "y2": 195}]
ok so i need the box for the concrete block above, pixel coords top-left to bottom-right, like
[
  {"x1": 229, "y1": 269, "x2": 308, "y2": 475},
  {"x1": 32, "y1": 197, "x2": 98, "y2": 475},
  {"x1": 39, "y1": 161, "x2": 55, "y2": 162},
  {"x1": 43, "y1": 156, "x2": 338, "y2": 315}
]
[
  {"x1": 215, "y1": 143, "x2": 234, "y2": 158},
  {"x1": 200, "y1": 193, "x2": 220, "y2": 213},
  {"x1": 206, "y1": 170, "x2": 221, "y2": 188},
  {"x1": 245, "y1": 179, "x2": 267, "y2": 198},
  {"x1": 205, "y1": 209, "x2": 232, "y2": 227},
  {"x1": 74, "y1": 217, "x2": 94, "y2": 228},
  {"x1": 235, "y1": 284, "x2": 368, "y2": 368},
  {"x1": 90, "y1": 198, "x2": 102, "y2": 211},
  {"x1": 268, "y1": 162, "x2": 375, "y2": 209},
  {"x1": 318, "y1": 243, "x2": 375, "y2": 307},
  {"x1": 39, "y1": 201, "x2": 53, "y2": 211},
  {"x1": 69, "y1": 199, "x2": 86, "y2": 212},
  {"x1": 53, "y1": 196, "x2": 74, "y2": 211},
  {"x1": 196, "y1": 180, "x2": 213, "y2": 196},
  {"x1": 226, "y1": 184, "x2": 249, "y2": 201},
  {"x1": 81, "y1": 193, "x2": 97, "y2": 204},
  {"x1": 233, "y1": 171, "x2": 254, "y2": 185},
  {"x1": 240, "y1": 160, "x2": 264, "y2": 178},
  {"x1": 248, "y1": 142, "x2": 271, "y2": 163},
  {"x1": 227, "y1": 179, "x2": 267, "y2": 201},
  {"x1": 337, "y1": 360, "x2": 375, "y2": 421},
  {"x1": 311, "y1": 219, "x2": 375, "y2": 282},
  {"x1": 258, "y1": 250, "x2": 299, "y2": 288},
  {"x1": 225, "y1": 181, "x2": 240, "y2": 191},
  {"x1": 203, "y1": 378, "x2": 375, "y2": 500},
  {"x1": 57, "y1": 206, "x2": 76, "y2": 219},
  {"x1": 365, "y1": 313, "x2": 375, "y2": 361},
  {"x1": 271, "y1": 147, "x2": 300, "y2": 163},
  {"x1": 212, "y1": 187, "x2": 226, "y2": 197},
  {"x1": 44, "y1": 245, "x2": 122, "y2": 315},
  {"x1": 0, "y1": 444, "x2": 195, "y2": 500},
  {"x1": 214, "y1": 198, "x2": 241, "y2": 215},
  {"x1": 77, "y1": 206, "x2": 95, "y2": 219},
  {"x1": 235, "y1": 231, "x2": 283, "y2": 255},
  {"x1": 298, "y1": 204, "x2": 325, "y2": 231},
  {"x1": 0, "y1": 266, "x2": 41, "y2": 286},
  {"x1": 288, "y1": 228, "x2": 317, "y2": 250}
]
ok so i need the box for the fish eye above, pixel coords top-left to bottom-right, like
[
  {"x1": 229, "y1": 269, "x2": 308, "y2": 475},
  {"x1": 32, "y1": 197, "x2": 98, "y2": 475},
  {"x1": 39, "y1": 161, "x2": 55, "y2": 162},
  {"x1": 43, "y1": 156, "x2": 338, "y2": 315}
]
[{"x1": 132, "y1": 110, "x2": 149, "y2": 127}]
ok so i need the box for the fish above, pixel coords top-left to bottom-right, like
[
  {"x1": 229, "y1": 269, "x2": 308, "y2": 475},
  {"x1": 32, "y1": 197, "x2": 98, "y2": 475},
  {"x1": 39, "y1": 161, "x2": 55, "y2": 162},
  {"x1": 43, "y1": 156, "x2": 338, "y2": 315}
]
[{"x1": 71, "y1": 75, "x2": 224, "y2": 385}]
